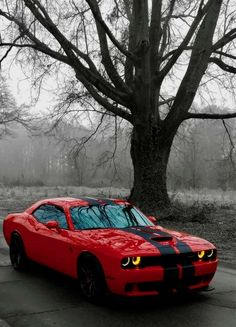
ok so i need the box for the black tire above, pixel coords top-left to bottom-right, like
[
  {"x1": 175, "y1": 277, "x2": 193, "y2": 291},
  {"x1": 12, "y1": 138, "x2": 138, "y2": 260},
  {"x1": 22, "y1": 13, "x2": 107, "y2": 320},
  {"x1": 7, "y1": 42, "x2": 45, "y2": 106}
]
[
  {"x1": 78, "y1": 255, "x2": 107, "y2": 302},
  {"x1": 9, "y1": 233, "x2": 28, "y2": 270}
]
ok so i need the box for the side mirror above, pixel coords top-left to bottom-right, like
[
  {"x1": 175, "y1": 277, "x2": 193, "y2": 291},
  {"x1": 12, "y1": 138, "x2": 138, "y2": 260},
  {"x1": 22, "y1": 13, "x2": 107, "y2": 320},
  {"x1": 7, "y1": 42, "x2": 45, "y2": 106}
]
[
  {"x1": 147, "y1": 215, "x2": 157, "y2": 224},
  {"x1": 45, "y1": 220, "x2": 59, "y2": 229}
]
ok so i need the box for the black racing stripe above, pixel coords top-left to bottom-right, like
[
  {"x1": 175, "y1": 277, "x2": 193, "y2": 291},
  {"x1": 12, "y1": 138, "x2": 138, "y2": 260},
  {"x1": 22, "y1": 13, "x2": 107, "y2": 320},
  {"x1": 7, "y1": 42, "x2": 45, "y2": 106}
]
[
  {"x1": 171, "y1": 237, "x2": 195, "y2": 281},
  {"x1": 142, "y1": 227, "x2": 195, "y2": 281},
  {"x1": 149, "y1": 229, "x2": 192, "y2": 252},
  {"x1": 78, "y1": 197, "x2": 99, "y2": 205},
  {"x1": 124, "y1": 227, "x2": 176, "y2": 255},
  {"x1": 78, "y1": 197, "x2": 116, "y2": 206},
  {"x1": 99, "y1": 198, "x2": 117, "y2": 205},
  {"x1": 123, "y1": 227, "x2": 179, "y2": 283}
]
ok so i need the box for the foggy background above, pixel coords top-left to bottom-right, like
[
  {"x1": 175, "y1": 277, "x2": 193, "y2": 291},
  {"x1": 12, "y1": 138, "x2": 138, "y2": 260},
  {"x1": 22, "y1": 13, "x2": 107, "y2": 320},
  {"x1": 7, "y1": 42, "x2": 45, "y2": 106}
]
[{"x1": 0, "y1": 113, "x2": 235, "y2": 191}]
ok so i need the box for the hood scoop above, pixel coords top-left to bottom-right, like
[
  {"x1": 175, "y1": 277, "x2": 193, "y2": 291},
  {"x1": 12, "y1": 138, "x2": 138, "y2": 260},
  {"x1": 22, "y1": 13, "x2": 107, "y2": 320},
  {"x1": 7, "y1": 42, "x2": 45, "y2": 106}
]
[{"x1": 151, "y1": 236, "x2": 173, "y2": 242}]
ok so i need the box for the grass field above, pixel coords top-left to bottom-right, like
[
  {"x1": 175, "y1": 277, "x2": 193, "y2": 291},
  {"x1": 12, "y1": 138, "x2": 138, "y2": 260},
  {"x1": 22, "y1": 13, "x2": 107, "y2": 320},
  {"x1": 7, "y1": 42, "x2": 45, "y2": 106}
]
[
  {"x1": 0, "y1": 186, "x2": 235, "y2": 267},
  {"x1": 0, "y1": 185, "x2": 234, "y2": 206},
  {"x1": 170, "y1": 189, "x2": 235, "y2": 207}
]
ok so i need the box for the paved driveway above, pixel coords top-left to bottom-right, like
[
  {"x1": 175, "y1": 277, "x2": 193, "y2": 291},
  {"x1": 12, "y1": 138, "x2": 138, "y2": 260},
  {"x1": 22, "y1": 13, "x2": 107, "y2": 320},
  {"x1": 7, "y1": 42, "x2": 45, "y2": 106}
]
[{"x1": 0, "y1": 218, "x2": 235, "y2": 327}]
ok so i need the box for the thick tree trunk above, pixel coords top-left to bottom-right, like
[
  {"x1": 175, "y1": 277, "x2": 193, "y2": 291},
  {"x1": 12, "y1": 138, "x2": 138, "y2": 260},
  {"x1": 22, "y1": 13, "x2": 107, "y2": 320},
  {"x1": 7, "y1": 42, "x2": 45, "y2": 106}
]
[{"x1": 129, "y1": 122, "x2": 172, "y2": 214}]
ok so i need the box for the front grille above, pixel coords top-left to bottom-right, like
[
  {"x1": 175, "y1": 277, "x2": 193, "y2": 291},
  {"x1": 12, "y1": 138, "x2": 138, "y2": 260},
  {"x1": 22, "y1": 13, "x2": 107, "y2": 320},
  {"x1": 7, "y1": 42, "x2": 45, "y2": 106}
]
[
  {"x1": 138, "y1": 273, "x2": 214, "y2": 292},
  {"x1": 140, "y1": 250, "x2": 217, "y2": 268},
  {"x1": 125, "y1": 273, "x2": 214, "y2": 293}
]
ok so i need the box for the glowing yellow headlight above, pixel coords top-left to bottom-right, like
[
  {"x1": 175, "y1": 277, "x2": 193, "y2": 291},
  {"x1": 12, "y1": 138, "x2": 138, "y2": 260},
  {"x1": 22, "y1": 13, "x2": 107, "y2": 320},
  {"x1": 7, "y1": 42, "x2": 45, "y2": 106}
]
[
  {"x1": 198, "y1": 251, "x2": 205, "y2": 259},
  {"x1": 132, "y1": 257, "x2": 141, "y2": 266}
]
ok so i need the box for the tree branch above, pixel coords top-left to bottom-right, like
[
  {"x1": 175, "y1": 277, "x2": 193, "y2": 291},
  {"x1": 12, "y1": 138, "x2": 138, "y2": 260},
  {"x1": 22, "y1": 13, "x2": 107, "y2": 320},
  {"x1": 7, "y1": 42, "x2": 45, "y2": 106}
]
[
  {"x1": 84, "y1": 0, "x2": 129, "y2": 92},
  {"x1": 75, "y1": 71, "x2": 133, "y2": 124},
  {"x1": 159, "y1": 0, "x2": 176, "y2": 59},
  {"x1": 161, "y1": 46, "x2": 192, "y2": 62},
  {"x1": 159, "y1": 0, "x2": 215, "y2": 81},
  {"x1": 0, "y1": 41, "x2": 69, "y2": 65},
  {"x1": 23, "y1": 1, "x2": 98, "y2": 73},
  {"x1": 69, "y1": 113, "x2": 106, "y2": 158},
  {"x1": 124, "y1": 1, "x2": 135, "y2": 87},
  {"x1": 185, "y1": 112, "x2": 236, "y2": 120},
  {"x1": 222, "y1": 119, "x2": 235, "y2": 170},
  {"x1": 161, "y1": 0, "x2": 223, "y2": 141},
  {"x1": 159, "y1": 96, "x2": 175, "y2": 106},
  {"x1": 85, "y1": 0, "x2": 137, "y2": 62},
  {"x1": 209, "y1": 57, "x2": 236, "y2": 74},
  {"x1": 0, "y1": 34, "x2": 23, "y2": 64},
  {"x1": 149, "y1": 0, "x2": 162, "y2": 73},
  {"x1": 213, "y1": 50, "x2": 236, "y2": 61},
  {"x1": 0, "y1": 10, "x2": 70, "y2": 64},
  {"x1": 212, "y1": 28, "x2": 236, "y2": 51},
  {"x1": 18, "y1": 1, "x2": 132, "y2": 108}
]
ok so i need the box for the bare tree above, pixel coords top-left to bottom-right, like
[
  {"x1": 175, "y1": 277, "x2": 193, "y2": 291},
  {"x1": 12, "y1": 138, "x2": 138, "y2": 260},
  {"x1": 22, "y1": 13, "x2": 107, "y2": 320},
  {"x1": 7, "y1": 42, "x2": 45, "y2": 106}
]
[
  {"x1": 169, "y1": 115, "x2": 236, "y2": 190},
  {"x1": 0, "y1": 74, "x2": 29, "y2": 138},
  {"x1": 1, "y1": 0, "x2": 236, "y2": 213}
]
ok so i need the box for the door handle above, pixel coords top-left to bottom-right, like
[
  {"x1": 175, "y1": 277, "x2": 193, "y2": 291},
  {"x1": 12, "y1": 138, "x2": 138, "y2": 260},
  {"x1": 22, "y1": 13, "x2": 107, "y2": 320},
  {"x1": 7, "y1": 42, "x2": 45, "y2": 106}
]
[{"x1": 35, "y1": 224, "x2": 40, "y2": 231}]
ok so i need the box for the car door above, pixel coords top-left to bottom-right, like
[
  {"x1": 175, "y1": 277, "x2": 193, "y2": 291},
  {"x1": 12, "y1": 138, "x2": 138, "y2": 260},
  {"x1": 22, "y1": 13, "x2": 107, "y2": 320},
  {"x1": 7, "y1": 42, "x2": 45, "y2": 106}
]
[{"x1": 29, "y1": 204, "x2": 73, "y2": 275}]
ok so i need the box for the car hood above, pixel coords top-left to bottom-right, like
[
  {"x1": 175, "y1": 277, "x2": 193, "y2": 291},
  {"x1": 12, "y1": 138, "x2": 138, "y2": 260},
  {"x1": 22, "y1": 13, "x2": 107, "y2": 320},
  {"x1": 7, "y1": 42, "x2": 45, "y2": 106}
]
[{"x1": 76, "y1": 225, "x2": 214, "y2": 256}]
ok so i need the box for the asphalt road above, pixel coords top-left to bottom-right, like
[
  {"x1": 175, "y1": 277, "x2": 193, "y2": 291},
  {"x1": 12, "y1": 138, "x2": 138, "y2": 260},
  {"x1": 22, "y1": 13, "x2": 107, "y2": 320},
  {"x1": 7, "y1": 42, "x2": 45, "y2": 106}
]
[{"x1": 0, "y1": 219, "x2": 235, "y2": 327}]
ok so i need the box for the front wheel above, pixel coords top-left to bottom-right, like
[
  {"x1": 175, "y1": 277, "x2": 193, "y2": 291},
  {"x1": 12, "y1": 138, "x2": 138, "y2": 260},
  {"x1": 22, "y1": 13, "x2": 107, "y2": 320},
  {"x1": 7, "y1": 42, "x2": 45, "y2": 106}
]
[
  {"x1": 10, "y1": 234, "x2": 28, "y2": 270},
  {"x1": 78, "y1": 255, "x2": 107, "y2": 302}
]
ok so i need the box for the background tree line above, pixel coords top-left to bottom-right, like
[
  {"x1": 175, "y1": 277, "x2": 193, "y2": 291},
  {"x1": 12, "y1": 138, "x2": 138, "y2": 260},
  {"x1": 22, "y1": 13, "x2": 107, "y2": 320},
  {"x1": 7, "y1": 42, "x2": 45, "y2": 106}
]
[{"x1": 0, "y1": 115, "x2": 235, "y2": 191}]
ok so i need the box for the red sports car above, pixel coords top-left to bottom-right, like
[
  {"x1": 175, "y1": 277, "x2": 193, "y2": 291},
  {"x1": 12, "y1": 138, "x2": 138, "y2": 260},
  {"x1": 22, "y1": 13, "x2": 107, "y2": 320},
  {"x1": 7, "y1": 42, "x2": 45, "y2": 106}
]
[{"x1": 3, "y1": 197, "x2": 218, "y2": 300}]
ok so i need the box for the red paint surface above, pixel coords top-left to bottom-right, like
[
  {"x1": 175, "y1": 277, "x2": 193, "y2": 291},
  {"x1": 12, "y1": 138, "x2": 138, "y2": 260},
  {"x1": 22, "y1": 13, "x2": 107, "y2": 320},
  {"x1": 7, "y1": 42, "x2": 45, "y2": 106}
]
[{"x1": 3, "y1": 197, "x2": 218, "y2": 296}]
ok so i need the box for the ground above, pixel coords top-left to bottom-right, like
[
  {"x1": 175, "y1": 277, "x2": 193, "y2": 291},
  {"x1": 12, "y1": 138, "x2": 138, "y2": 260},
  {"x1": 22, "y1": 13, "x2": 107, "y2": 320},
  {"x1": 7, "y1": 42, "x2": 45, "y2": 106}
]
[
  {"x1": 0, "y1": 186, "x2": 235, "y2": 267},
  {"x1": 0, "y1": 265, "x2": 235, "y2": 327}
]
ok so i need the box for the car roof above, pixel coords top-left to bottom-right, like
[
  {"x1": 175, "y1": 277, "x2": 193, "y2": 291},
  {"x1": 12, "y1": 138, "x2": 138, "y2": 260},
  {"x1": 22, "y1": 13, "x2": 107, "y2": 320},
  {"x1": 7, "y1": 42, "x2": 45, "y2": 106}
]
[{"x1": 27, "y1": 197, "x2": 130, "y2": 211}]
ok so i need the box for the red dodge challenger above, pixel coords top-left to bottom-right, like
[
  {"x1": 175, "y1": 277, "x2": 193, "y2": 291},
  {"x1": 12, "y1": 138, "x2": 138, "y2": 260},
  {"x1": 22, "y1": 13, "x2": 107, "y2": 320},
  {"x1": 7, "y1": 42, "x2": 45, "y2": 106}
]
[{"x1": 3, "y1": 197, "x2": 218, "y2": 300}]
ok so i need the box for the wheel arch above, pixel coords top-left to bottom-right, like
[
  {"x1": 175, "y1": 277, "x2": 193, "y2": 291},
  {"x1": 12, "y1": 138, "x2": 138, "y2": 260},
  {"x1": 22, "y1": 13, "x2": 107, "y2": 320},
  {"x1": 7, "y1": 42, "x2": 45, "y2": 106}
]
[
  {"x1": 11, "y1": 230, "x2": 23, "y2": 241},
  {"x1": 77, "y1": 251, "x2": 105, "y2": 278},
  {"x1": 77, "y1": 250, "x2": 108, "y2": 300},
  {"x1": 9, "y1": 230, "x2": 28, "y2": 270},
  {"x1": 10, "y1": 230, "x2": 28, "y2": 256}
]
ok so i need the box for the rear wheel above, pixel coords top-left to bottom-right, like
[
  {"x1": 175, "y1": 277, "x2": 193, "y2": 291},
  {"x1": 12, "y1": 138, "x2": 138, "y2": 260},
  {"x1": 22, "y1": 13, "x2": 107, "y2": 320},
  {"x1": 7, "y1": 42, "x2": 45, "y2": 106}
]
[
  {"x1": 10, "y1": 234, "x2": 28, "y2": 270},
  {"x1": 78, "y1": 255, "x2": 107, "y2": 302}
]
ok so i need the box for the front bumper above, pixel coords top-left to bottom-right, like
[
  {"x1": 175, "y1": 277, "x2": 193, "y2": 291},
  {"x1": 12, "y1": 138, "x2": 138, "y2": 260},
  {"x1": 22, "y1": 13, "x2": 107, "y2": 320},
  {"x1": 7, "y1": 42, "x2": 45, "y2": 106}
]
[{"x1": 106, "y1": 259, "x2": 218, "y2": 296}]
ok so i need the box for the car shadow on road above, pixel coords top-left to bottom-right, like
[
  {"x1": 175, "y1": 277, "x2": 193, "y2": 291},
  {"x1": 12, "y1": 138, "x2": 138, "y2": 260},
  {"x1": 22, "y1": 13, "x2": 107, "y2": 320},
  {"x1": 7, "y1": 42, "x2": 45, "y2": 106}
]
[{"x1": 16, "y1": 261, "x2": 211, "y2": 313}]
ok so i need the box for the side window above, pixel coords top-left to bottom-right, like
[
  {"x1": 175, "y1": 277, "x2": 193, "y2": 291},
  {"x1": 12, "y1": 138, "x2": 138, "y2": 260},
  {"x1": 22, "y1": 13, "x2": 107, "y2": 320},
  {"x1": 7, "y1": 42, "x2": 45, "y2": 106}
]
[
  {"x1": 33, "y1": 205, "x2": 68, "y2": 229},
  {"x1": 33, "y1": 206, "x2": 46, "y2": 221}
]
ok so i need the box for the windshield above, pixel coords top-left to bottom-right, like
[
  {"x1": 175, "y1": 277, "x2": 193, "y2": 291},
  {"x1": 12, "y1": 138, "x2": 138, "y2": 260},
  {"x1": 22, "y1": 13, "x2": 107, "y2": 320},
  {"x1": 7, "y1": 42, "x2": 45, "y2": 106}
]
[{"x1": 70, "y1": 204, "x2": 154, "y2": 230}]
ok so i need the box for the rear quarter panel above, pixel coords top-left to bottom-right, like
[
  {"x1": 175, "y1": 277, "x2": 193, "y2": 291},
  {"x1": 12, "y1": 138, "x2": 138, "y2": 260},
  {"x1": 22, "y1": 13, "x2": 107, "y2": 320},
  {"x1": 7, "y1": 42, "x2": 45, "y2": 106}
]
[
  {"x1": 3, "y1": 214, "x2": 15, "y2": 245},
  {"x1": 3, "y1": 213, "x2": 30, "y2": 248}
]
